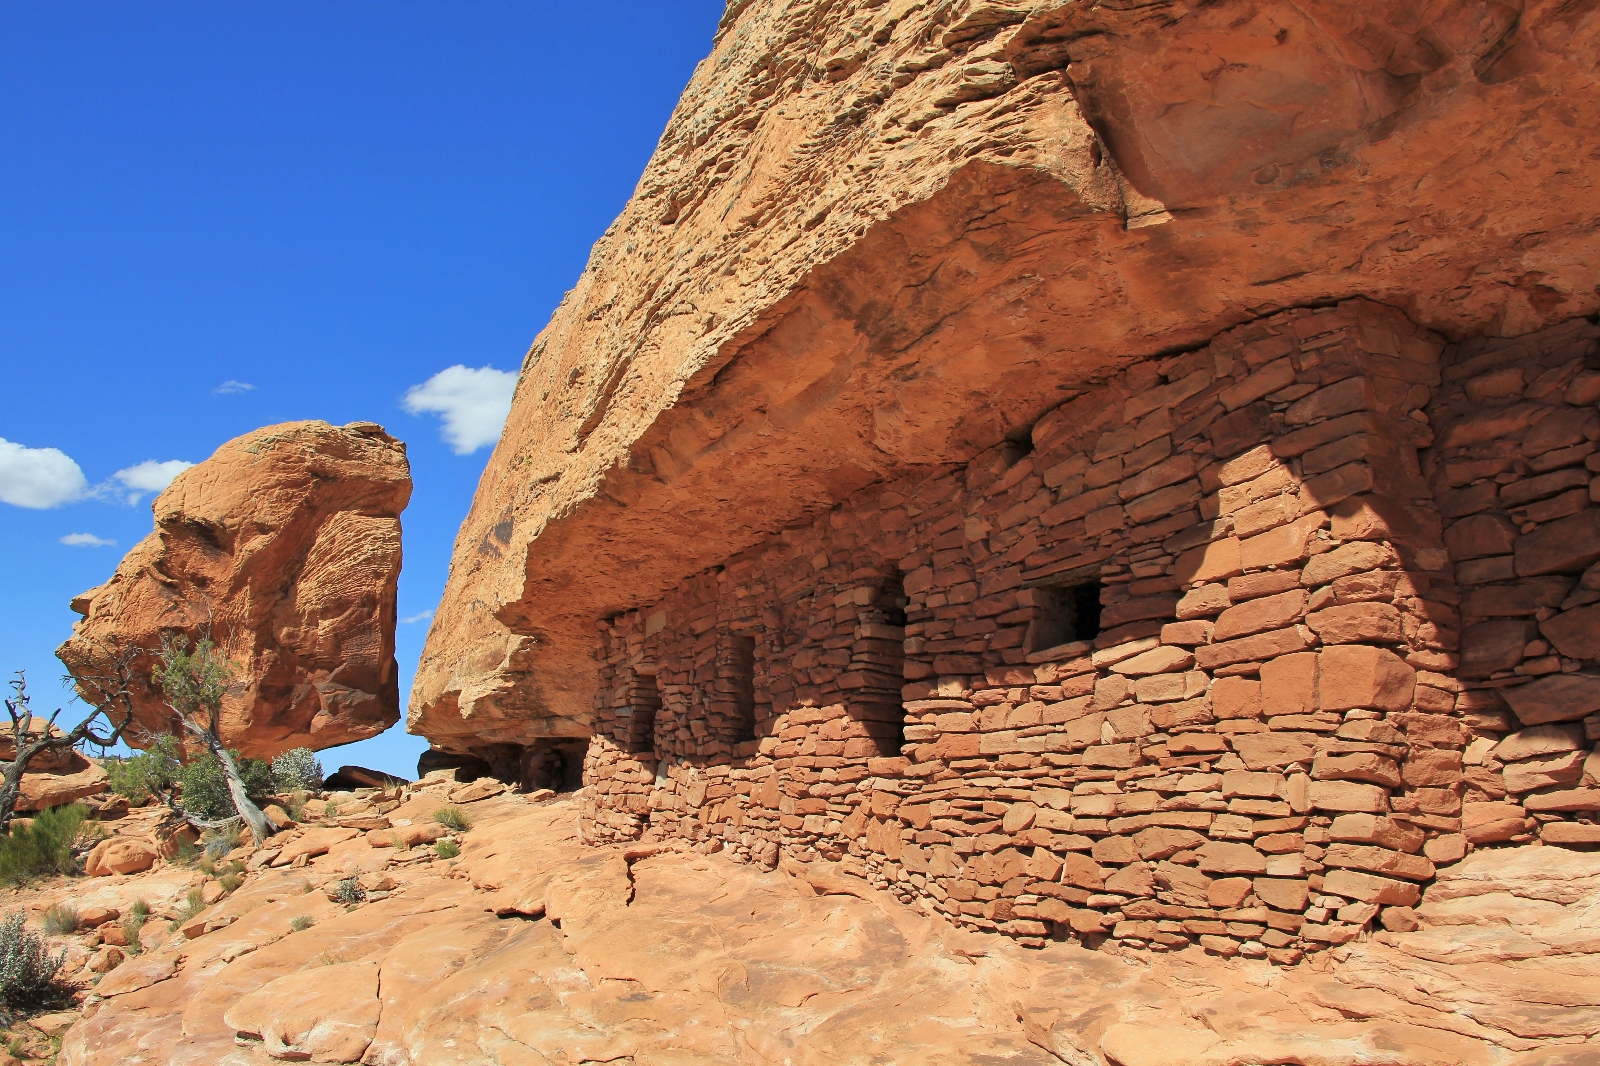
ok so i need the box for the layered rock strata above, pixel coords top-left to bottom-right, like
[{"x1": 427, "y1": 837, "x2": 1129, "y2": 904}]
[
  {"x1": 414, "y1": 0, "x2": 1600, "y2": 758},
  {"x1": 60, "y1": 421, "x2": 410, "y2": 757}
]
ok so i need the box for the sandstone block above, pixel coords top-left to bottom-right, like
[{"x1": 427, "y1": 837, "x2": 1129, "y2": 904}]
[
  {"x1": 1502, "y1": 751, "x2": 1586, "y2": 793},
  {"x1": 1208, "y1": 877, "x2": 1254, "y2": 909},
  {"x1": 1316, "y1": 645, "x2": 1415, "y2": 712},
  {"x1": 1174, "y1": 537, "x2": 1243, "y2": 585},
  {"x1": 1542, "y1": 603, "x2": 1600, "y2": 659},
  {"x1": 1060, "y1": 853, "x2": 1108, "y2": 890},
  {"x1": 1423, "y1": 834, "x2": 1469, "y2": 863},
  {"x1": 1001, "y1": 803, "x2": 1038, "y2": 834},
  {"x1": 1133, "y1": 827, "x2": 1205, "y2": 861},
  {"x1": 1260, "y1": 652, "x2": 1317, "y2": 716},
  {"x1": 1402, "y1": 749, "x2": 1463, "y2": 788},
  {"x1": 1320, "y1": 869, "x2": 1421, "y2": 906},
  {"x1": 1211, "y1": 676, "x2": 1262, "y2": 719},
  {"x1": 1515, "y1": 508, "x2": 1600, "y2": 576},
  {"x1": 1213, "y1": 590, "x2": 1307, "y2": 642},
  {"x1": 1523, "y1": 788, "x2": 1600, "y2": 811},
  {"x1": 1196, "y1": 626, "x2": 1316, "y2": 670},
  {"x1": 1330, "y1": 495, "x2": 1417, "y2": 542},
  {"x1": 1176, "y1": 583, "x2": 1231, "y2": 619},
  {"x1": 1503, "y1": 673, "x2": 1600, "y2": 725},
  {"x1": 1541, "y1": 822, "x2": 1600, "y2": 845},
  {"x1": 1110, "y1": 646, "x2": 1194, "y2": 676},
  {"x1": 1285, "y1": 376, "x2": 1374, "y2": 425},
  {"x1": 1221, "y1": 770, "x2": 1283, "y2": 798},
  {"x1": 1305, "y1": 602, "x2": 1403, "y2": 644},
  {"x1": 1329, "y1": 813, "x2": 1424, "y2": 852},
  {"x1": 1301, "y1": 542, "x2": 1393, "y2": 587},
  {"x1": 1322, "y1": 843, "x2": 1436, "y2": 881},
  {"x1": 1239, "y1": 513, "x2": 1327, "y2": 571},
  {"x1": 1252, "y1": 877, "x2": 1310, "y2": 911},
  {"x1": 1308, "y1": 780, "x2": 1388, "y2": 813},
  {"x1": 1445, "y1": 514, "x2": 1519, "y2": 561},
  {"x1": 1494, "y1": 723, "x2": 1586, "y2": 761},
  {"x1": 1312, "y1": 752, "x2": 1402, "y2": 788},
  {"x1": 1459, "y1": 619, "x2": 1538, "y2": 677},
  {"x1": 1462, "y1": 801, "x2": 1526, "y2": 843},
  {"x1": 1233, "y1": 732, "x2": 1317, "y2": 771},
  {"x1": 1195, "y1": 841, "x2": 1268, "y2": 875}
]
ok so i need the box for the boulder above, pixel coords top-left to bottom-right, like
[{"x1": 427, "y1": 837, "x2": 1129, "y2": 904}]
[
  {"x1": 84, "y1": 838, "x2": 157, "y2": 876},
  {"x1": 58, "y1": 420, "x2": 410, "y2": 758},
  {"x1": 16, "y1": 750, "x2": 109, "y2": 812},
  {"x1": 324, "y1": 765, "x2": 408, "y2": 791}
]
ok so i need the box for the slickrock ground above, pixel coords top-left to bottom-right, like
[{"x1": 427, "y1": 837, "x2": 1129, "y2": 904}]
[
  {"x1": 47, "y1": 784, "x2": 1600, "y2": 1066},
  {"x1": 414, "y1": 0, "x2": 1600, "y2": 753},
  {"x1": 58, "y1": 421, "x2": 411, "y2": 757}
]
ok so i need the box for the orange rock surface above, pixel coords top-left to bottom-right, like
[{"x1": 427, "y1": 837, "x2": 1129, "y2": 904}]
[
  {"x1": 411, "y1": 0, "x2": 1600, "y2": 759},
  {"x1": 55, "y1": 790, "x2": 1600, "y2": 1065},
  {"x1": 59, "y1": 421, "x2": 410, "y2": 757}
]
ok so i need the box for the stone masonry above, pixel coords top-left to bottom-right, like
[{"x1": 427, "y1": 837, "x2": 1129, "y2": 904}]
[{"x1": 578, "y1": 299, "x2": 1600, "y2": 962}]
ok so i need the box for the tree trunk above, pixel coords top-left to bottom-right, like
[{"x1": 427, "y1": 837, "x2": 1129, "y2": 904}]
[
  {"x1": 0, "y1": 759, "x2": 24, "y2": 835},
  {"x1": 199, "y1": 734, "x2": 273, "y2": 845}
]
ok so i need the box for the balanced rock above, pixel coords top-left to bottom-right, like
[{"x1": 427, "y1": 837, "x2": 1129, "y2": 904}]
[{"x1": 59, "y1": 421, "x2": 411, "y2": 758}]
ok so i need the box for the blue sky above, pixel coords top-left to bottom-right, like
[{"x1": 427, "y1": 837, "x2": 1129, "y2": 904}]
[{"x1": 0, "y1": 2, "x2": 722, "y2": 778}]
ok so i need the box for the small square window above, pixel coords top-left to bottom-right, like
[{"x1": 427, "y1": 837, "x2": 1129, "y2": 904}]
[{"x1": 1025, "y1": 581, "x2": 1103, "y2": 653}]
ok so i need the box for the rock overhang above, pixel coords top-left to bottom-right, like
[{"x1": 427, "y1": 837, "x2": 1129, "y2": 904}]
[{"x1": 412, "y1": 0, "x2": 1600, "y2": 758}]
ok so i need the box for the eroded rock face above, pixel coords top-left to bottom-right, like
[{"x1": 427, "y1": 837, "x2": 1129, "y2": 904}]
[
  {"x1": 412, "y1": 0, "x2": 1600, "y2": 757},
  {"x1": 59, "y1": 421, "x2": 410, "y2": 758}
]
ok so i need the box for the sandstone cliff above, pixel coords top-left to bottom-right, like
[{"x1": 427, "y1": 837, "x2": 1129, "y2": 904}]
[
  {"x1": 60, "y1": 421, "x2": 411, "y2": 757},
  {"x1": 413, "y1": 0, "x2": 1600, "y2": 759}
]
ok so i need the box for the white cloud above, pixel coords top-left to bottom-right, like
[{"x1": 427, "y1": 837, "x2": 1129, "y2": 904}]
[
  {"x1": 401, "y1": 609, "x2": 434, "y2": 625},
  {"x1": 113, "y1": 459, "x2": 193, "y2": 495},
  {"x1": 0, "y1": 438, "x2": 88, "y2": 509},
  {"x1": 402, "y1": 365, "x2": 517, "y2": 454},
  {"x1": 61, "y1": 532, "x2": 115, "y2": 548},
  {"x1": 214, "y1": 380, "x2": 255, "y2": 395}
]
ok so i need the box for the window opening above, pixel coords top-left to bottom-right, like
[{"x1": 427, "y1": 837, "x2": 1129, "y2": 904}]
[
  {"x1": 716, "y1": 634, "x2": 757, "y2": 744},
  {"x1": 847, "y1": 576, "x2": 908, "y2": 758},
  {"x1": 1026, "y1": 580, "x2": 1104, "y2": 654},
  {"x1": 617, "y1": 668, "x2": 661, "y2": 755}
]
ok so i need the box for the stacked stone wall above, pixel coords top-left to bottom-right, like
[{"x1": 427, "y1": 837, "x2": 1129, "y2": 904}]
[
  {"x1": 1423, "y1": 319, "x2": 1600, "y2": 848},
  {"x1": 579, "y1": 299, "x2": 1600, "y2": 962}
]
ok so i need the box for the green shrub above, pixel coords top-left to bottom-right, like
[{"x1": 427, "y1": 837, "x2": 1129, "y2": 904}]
[
  {"x1": 119, "y1": 904, "x2": 147, "y2": 953},
  {"x1": 169, "y1": 888, "x2": 206, "y2": 932},
  {"x1": 39, "y1": 905, "x2": 76, "y2": 937},
  {"x1": 270, "y1": 749, "x2": 323, "y2": 793},
  {"x1": 0, "y1": 805, "x2": 90, "y2": 886},
  {"x1": 332, "y1": 877, "x2": 365, "y2": 905},
  {"x1": 432, "y1": 807, "x2": 469, "y2": 832},
  {"x1": 175, "y1": 750, "x2": 273, "y2": 821},
  {"x1": 434, "y1": 839, "x2": 460, "y2": 859},
  {"x1": 127, "y1": 899, "x2": 151, "y2": 921},
  {"x1": 0, "y1": 911, "x2": 67, "y2": 1012},
  {"x1": 218, "y1": 873, "x2": 243, "y2": 893},
  {"x1": 103, "y1": 735, "x2": 180, "y2": 805},
  {"x1": 288, "y1": 915, "x2": 314, "y2": 932}
]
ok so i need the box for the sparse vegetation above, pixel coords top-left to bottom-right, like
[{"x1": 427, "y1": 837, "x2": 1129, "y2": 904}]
[
  {"x1": 432, "y1": 807, "x2": 469, "y2": 832},
  {"x1": 219, "y1": 872, "x2": 243, "y2": 893},
  {"x1": 434, "y1": 839, "x2": 460, "y2": 859},
  {"x1": 120, "y1": 900, "x2": 150, "y2": 952},
  {"x1": 288, "y1": 915, "x2": 314, "y2": 932},
  {"x1": 201, "y1": 822, "x2": 242, "y2": 860},
  {"x1": 0, "y1": 804, "x2": 90, "y2": 886},
  {"x1": 270, "y1": 748, "x2": 323, "y2": 792},
  {"x1": 40, "y1": 904, "x2": 77, "y2": 937},
  {"x1": 170, "y1": 887, "x2": 206, "y2": 931},
  {"x1": 333, "y1": 877, "x2": 365, "y2": 905},
  {"x1": 0, "y1": 911, "x2": 68, "y2": 1013}
]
